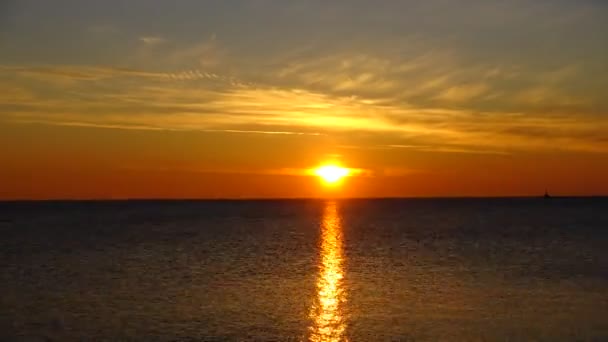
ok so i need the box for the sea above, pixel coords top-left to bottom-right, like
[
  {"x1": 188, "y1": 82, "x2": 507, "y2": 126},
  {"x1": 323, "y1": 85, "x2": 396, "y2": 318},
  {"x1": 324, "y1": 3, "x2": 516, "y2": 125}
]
[{"x1": 1, "y1": 198, "x2": 607, "y2": 341}]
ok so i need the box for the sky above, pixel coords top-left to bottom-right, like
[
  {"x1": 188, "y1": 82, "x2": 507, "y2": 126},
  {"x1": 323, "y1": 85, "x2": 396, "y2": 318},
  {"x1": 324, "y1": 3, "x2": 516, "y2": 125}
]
[{"x1": 1, "y1": 0, "x2": 607, "y2": 199}]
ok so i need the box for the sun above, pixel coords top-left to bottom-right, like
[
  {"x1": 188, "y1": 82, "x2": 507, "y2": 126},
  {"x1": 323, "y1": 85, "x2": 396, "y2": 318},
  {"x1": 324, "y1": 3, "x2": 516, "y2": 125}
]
[{"x1": 314, "y1": 165, "x2": 350, "y2": 185}]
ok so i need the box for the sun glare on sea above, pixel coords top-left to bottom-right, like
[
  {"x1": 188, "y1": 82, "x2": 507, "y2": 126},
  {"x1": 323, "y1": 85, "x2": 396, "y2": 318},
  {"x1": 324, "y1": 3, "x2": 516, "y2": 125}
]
[
  {"x1": 314, "y1": 165, "x2": 351, "y2": 185},
  {"x1": 309, "y1": 201, "x2": 346, "y2": 341}
]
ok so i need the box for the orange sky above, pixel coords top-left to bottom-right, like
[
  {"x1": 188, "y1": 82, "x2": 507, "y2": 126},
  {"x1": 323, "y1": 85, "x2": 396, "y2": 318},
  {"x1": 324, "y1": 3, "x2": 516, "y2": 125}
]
[
  {"x1": 1, "y1": 122, "x2": 607, "y2": 199},
  {"x1": 1, "y1": 1, "x2": 608, "y2": 199}
]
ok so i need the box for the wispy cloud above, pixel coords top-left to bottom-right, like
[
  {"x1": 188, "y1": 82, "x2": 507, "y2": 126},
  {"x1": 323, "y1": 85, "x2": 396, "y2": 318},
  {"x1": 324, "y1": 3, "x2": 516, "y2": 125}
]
[
  {"x1": 2, "y1": 0, "x2": 607, "y2": 157},
  {"x1": 435, "y1": 83, "x2": 489, "y2": 103},
  {"x1": 386, "y1": 144, "x2": 509, "y2": 156},
  {"x1": 3, "y1": 67, "x2": 607, "y2": 154},
  {"x1": 7, "y1": 118, "x2": 324, "y2": 136},
  {"x1": 140, "y1": 36, "x2": 166, "y2": 45},
  {"x1": 168, "y1": 34, "x2": 223, "y2": 68},
  {"x1": 0, "y1": 65, "x2": 168, "y2": 82}
]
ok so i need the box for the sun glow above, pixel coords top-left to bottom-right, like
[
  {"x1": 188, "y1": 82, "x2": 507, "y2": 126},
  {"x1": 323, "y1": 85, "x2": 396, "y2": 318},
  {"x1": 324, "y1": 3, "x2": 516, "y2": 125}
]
[{"x1": 314, "y1": 165, "x2": 351, "y2": 185}]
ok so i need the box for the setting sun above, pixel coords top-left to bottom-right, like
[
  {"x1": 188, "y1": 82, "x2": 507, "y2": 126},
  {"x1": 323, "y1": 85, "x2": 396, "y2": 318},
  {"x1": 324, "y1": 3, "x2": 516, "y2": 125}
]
[{"x1": 314, "y1": 165, "x2": 351, "y2": 185}]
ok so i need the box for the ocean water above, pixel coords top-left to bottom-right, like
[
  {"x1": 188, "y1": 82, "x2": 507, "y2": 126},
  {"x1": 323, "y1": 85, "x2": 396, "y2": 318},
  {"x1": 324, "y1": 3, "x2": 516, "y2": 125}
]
[{"x1": 1, "y1": 198, "x2": 607, "y2": 341}]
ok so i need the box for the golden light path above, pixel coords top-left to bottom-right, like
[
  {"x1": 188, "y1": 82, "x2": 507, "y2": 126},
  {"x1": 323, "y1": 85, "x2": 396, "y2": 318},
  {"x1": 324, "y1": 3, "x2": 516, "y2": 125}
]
[{"x1": 309, "y1": 201, "x2": 347, "y2": 342}]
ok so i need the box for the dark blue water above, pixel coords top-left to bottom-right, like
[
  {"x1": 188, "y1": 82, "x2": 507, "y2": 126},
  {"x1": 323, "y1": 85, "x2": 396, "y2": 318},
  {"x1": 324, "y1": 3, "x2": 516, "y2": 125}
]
[{"x1": 1, "y1": 198, "x2": 607, "y2": 341}]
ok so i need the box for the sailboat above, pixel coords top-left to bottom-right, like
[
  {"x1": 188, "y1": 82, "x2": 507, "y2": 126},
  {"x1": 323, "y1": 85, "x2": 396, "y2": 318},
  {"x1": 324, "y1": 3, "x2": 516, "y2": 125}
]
[{"x1": 544, "y1": 189, "x2": 551, "y2": 199}]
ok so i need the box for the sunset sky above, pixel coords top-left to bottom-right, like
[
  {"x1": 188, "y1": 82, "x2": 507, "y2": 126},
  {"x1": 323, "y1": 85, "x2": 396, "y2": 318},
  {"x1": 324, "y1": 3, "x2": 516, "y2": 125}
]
[{"x1": 1, "y1": 0, "x2": 607, "y2": 199}]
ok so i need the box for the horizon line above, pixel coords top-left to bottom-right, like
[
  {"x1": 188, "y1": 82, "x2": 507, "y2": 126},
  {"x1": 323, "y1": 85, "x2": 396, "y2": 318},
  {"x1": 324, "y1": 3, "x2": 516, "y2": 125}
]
[{"x1": 1, "y1": 195, "x2": 607, "y2": 202}]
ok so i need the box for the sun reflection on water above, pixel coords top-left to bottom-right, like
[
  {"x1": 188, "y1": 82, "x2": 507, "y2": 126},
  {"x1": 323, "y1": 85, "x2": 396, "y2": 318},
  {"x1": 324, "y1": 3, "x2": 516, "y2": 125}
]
[{"x1": 309, "y1": 201, "x2": 347, "y2": 342}]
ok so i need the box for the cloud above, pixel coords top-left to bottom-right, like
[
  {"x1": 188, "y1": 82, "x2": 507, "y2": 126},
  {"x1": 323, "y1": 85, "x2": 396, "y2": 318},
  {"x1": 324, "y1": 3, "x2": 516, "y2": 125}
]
[
  {"x1": 168, "y1": 34, "x2": 223, "y2": 68},
  {"x1": 2, "y1": 0, "x2": 608, "y2": 157},
  {"x1": 140, "y1": 36, "x2": 166, "y2": 45},
  {"x1": 6, "y1": 118, "x2": 323, "y2": 136},
  {"x1": 3, "y1": 68, "x2": 607, "y2": 154},
  {"x1": 386, "y1": 144, "x2": 509, "y2": 156},
  {"x1": 0, "y1": 65, "x2": 168, "y2": 82},
  {"x1": 435, "y1": 83, "x2": 489, "y2": 102},
  {"x1": 0, "y1": 83, "x2": 35, "y2": 103}
]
